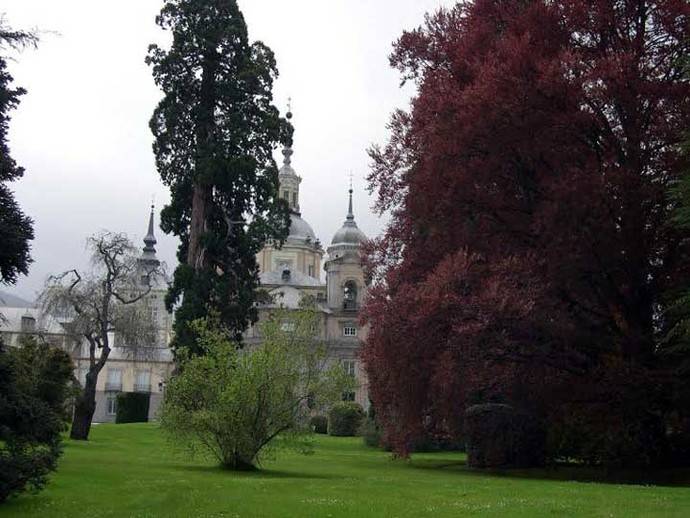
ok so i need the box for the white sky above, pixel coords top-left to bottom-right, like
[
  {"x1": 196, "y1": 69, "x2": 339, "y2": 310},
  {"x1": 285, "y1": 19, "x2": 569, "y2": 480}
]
[{"x1": 2, "y1": 0, "x2": 451, "y2": 300}]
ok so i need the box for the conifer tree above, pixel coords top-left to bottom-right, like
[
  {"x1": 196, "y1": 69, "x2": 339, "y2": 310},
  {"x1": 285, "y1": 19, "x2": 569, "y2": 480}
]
[
  {"x1": 0, "y1": 21, "x2": 37, "y2": 286},
  {"x1": 147, "y1": 0, "x2": 290, "y2": 352}
]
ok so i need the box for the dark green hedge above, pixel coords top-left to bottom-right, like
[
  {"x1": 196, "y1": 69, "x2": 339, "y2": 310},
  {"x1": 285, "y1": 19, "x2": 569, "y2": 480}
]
[
  {"x1": 309, "y1": 415, "x2": 328, "y2": 434},
  {"x1": 115, "y1": 393, "x2": 150, "y2": 424},
  {"x1": 328, "y1": 402, "x2": 364, "y2": 437}
]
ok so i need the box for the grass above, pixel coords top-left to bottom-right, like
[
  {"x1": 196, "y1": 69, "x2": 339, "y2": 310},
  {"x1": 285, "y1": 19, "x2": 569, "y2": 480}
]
[{"x1": 1, "y1": 424, "x2": 690, "y2": 517}]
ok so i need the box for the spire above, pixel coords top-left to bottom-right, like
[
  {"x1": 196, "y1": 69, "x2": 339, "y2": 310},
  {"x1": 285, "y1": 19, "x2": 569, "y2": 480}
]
[
  {"x1": 140, "y1": 203, "x2": 161, "y2": 273},
  {"x1": 347, "y1": 177, "x2": 354, "y2": 221},
  {"x1": 278, "y1": 99, "x2": 302, "y2": 215},
  {"x1": 329, "y1": 180, "x2": 367, "y2": 247},
  {"x1": 143, "y1": 204, "x2": 157, "y2": 255}
]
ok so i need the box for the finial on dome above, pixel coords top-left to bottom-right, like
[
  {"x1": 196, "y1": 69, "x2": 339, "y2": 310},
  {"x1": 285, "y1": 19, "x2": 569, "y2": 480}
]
[
  {"x1": 282, "y1": 98, "x2": 295, "y2": 167},
  {"x1": 282, "y1": 146, "x2": 293, "y2": 167},
  {"x1": 347, "y1": 174, "x2": 354, "y2": 221}
]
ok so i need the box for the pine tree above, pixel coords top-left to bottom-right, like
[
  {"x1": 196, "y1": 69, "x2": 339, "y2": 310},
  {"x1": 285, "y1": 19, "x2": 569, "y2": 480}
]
[
  {"x1": 147, "y1": 0, "x2": 290, "y2": 352},
  {"x1": 0, "y1": 22, "x2": 37, "y2": 285}
]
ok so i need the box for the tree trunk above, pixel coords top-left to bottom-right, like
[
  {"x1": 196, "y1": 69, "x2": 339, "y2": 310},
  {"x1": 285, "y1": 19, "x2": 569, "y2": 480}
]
[
  {"x1": 186, "y1": 184, "x2": 210, "y2": 270},
  {"x1": 186, "y1": 48, "x2": 218, "y2": 272},
  {"x1": 70, "y1": 375, "x2": 98, "y2": 440}
]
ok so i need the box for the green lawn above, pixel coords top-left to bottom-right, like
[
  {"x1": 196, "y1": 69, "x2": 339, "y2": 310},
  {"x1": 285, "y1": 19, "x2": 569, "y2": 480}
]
[{"x1": 1, "y1": 424, "x2": 689, "y2": 517}]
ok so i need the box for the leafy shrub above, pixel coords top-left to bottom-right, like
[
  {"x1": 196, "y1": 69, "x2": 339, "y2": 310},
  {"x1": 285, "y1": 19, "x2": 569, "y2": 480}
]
[
  {"x1": 546, "y1": 365, "x2": 670, "y2": 468},
  {"x1": 160, "y1": 310, "x2": 349, "y2": 470},
  {"x1": 359, "y1": 417, "x2": 382, "y2": 447},
  {"x1": 411, "y1": 434, "x2": 465, "y2": 453},
  {"x1": 328, "y1": 402, "x2": 364, "y2": 437},
  {"x1": 116, "y1": 393, "x2": 150, "y2": 424},
  {"x1": 310, "y1": 415, "x2": 327, "y2": 434},
  {"x1": 0, "y1": 338, "x2": 74, "y2": 502},
  {"x1": 465, "y1": 403, "x2": 545, "y2": 468}
]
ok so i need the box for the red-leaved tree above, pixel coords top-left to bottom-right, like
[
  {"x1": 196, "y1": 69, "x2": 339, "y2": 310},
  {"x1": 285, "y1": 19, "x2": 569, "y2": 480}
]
[{"x1": 362, "y1": 0, "x2": 690, "y2": 465}]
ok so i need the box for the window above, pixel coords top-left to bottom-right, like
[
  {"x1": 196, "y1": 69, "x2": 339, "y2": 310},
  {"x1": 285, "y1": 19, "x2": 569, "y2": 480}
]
[
  {"x1": 106, "y1": 368, "x2": 122, "y2": 392},
  {"x1": 342, "y1": 360, "x2": 356, "y2": 377},
  {"x1": 343, "y1": 281, "x2": 358, "y2": 310},
  {"x1": 283, "y1": 190, "x2": 289, "y2": 200},
  {"x1": 20, "y1": 315, "x2": 36, "y2": 333},
  {"x1": 106, "y1": 395, "x2": 118, "y2": 416},
  {"x1": 292, "y1": 192, "x2": 298, "y2": 208},
  {"x1": 341, "y1": 361, "x2": 356, "y2": 401},
  {"x1": 308, "y1": 265, "x2": 315, "y2": 278},
  {"x1": 135, "y1": 370, "x2": 151, "y2": 393},
  {"x1": 343, "y1": 325, "x2": 357, "y2": 337},
  {"x1": 280, "y1": 321, "x2": 296, "y2": 332}
]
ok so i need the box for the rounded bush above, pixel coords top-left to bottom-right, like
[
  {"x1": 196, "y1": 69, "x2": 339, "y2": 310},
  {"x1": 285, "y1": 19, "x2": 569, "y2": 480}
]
[
  {"x1": 328, "y1": 402, "x2": 364, "y2": 437},
  {"x1": 465, "y1": 403, "x2": 545, "y2": 468},
  {"x1": 116, "y1": 393, "x2": 150, "y2": 424},
  {"x1": 310, "y1": 415, "x2": 328, "y2": 434},
  {"x1": 359, "y1": 417, "x2": 382, "y2": 447}
]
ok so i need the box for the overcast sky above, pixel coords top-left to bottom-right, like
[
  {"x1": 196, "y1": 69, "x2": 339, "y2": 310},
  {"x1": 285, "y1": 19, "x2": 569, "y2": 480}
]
[{"x1": 2, "y1": 0, "x2": 452, "y2": 300}]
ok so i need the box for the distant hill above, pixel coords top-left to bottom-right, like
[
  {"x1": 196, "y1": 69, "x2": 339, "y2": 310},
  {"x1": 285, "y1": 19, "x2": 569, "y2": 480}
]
[{"x1": 0, "y1": 290, "x2": 34, "y2": 308}]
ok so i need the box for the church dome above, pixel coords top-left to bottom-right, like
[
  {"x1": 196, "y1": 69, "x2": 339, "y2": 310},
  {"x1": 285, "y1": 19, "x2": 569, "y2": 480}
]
[
  {"x1": 330, "y1": 186, "x2": 367, "y2": 246},
  {"x1": 289, "y1": 213, "x2": 317, "y2": 241},
  {"x1": 331, "y1": 221, "x2": 366, "y2": 245}
]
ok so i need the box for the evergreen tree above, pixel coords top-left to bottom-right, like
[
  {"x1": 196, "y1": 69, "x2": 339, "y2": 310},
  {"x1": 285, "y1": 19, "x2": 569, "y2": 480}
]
[
  {"x1": 0, "y1": 337, "x2": 75, "y2": 502},
  {"x1": 147, "y1": 0, "x2": 290, "y2": 353},
  {"x1": 0, "y1": 21, "x2": 37, "y2": 285}
]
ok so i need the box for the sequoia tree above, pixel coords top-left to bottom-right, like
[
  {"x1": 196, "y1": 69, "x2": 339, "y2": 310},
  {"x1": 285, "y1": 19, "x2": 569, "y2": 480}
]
[
  {"x1": 147, "y1": 0, "x2": 290, "y2": 353},
  {"x1": 363, "y1": 0, "x2": 690, "y2": 466},
  {"x1": 0, "y1": 21, "x2": 37, "y2": 285}
]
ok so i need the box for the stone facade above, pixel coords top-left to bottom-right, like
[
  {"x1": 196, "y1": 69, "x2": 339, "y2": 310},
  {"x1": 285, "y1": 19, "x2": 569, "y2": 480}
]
[
  {"x1": 0, "y1": 121, "x2": 371, "y2": 421},
  {"x1": 249, "y1": 119, "x2": 370, "y2": 409},
  {"x1": 0, "y1": 208, "x2": 174, "y2": 423}
]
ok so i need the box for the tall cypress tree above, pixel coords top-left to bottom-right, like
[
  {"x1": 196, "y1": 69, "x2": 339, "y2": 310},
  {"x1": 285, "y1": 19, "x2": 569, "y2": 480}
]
[
  {"x1": 0, "y1": 24, "x2": 37, "y2": 286},
  {"x1": 147, "y1": 0, "x2": 290, "y2": 352}
]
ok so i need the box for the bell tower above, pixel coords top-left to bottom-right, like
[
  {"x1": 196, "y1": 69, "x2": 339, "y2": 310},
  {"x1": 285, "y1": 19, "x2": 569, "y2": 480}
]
[{"x1": 325, "y1": 184, "x2": 368, "y2": 311}]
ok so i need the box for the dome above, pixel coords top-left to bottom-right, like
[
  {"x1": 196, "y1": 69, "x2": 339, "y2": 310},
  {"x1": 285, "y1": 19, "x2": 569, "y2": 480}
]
[
  {"x1": 289, "y1": 213, "x2": 316, "y2": 241},
  {"x1": 331, "y1": 221, "x2": 366, "y2": 245},
  {"x1": 330, "y1": 187, "x2": 367, "y2": 246}
]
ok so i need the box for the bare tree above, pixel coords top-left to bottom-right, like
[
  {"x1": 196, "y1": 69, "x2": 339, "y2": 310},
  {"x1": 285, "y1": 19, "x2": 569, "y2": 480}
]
[{"x1": 40, "y1": 232, "x2": 164, "y2": 440}]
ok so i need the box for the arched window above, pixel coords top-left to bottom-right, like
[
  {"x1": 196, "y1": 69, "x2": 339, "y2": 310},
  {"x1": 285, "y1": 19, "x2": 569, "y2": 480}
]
[{"x1": 343, "y1": 281, "x2": 358, "y2": 310}]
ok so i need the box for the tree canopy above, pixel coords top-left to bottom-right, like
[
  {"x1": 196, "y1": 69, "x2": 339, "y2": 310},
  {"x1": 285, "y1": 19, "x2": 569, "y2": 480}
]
[
  {"x1": 41, "y1": 232, "x2": 163, "y2": 440},
  {"x1": 147, "y1": 0, "x2": 291, "y2": 353},
  {"x1": 362, "y1": 0, "x2": 690, "y2": 465},
  {"x1": 0, "y1": 20, "x2": 37, "y2": 286},
  {"x1": 160, "y1": 307, "x2": 351, "y2": 470},
  {"x1": 0, "y1": 337, "x2": 74, "y2": 502}
]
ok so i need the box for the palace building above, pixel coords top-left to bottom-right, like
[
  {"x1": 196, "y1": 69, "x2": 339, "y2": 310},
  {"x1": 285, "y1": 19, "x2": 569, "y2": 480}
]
[
  {"x1": 0, "y1": 116, "x2": 370, "y2": 419},
  {"x1": 249, "y1": 114, "x2": 370, "y2": 408}
]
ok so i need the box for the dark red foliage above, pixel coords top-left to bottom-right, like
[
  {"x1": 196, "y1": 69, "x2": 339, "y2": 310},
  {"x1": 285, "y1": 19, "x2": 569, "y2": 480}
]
[{"x1": 362, "y1": 0, "x2": 690, "y2": 462}]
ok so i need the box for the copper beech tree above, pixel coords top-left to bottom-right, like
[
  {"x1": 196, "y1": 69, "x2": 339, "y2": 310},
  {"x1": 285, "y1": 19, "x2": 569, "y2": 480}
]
[{"x1": 362, "y1": 0, "x2": 690, "y2": 466}]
